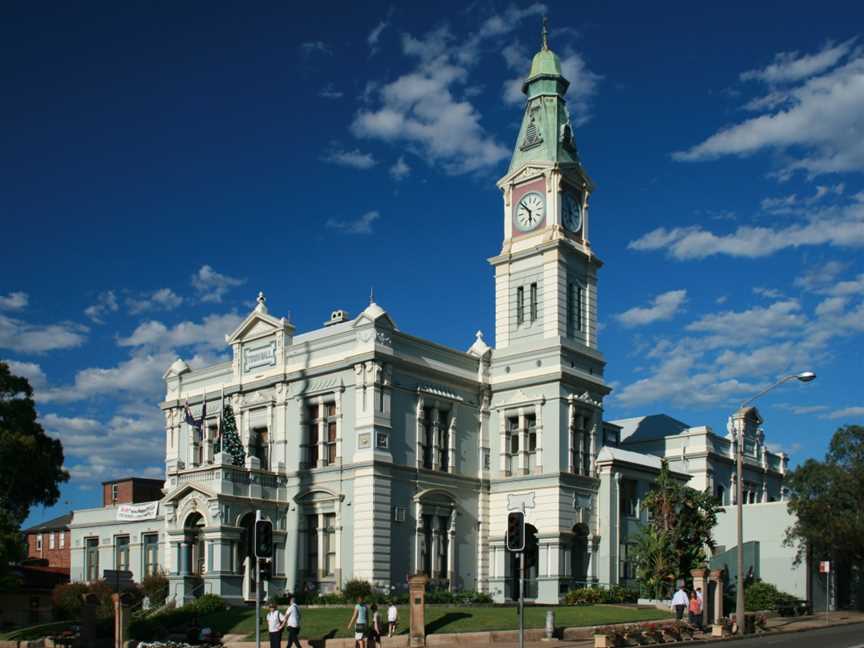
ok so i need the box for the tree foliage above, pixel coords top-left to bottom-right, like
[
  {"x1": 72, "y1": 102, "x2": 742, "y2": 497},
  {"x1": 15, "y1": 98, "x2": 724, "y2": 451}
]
[
  {"x1": 0, "y1": 362, "x2": 69, "y2": 587},
  {"x1": 785, "y1": 425, "x2": 864, "y2": 566},
  {"x1": 633, "y1": 460, "x2": 723, "y2": 599}
]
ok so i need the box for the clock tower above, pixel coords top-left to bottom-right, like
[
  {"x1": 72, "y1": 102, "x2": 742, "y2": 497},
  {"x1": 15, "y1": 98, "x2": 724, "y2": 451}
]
[{"x1": 490, "y1": 24, "x2": 601, "y2": 358}]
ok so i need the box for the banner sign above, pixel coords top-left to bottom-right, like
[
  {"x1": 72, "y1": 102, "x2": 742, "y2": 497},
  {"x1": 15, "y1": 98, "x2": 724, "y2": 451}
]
[{"x1": 116, "y1": 501, "x2": 159, "y2": 521}]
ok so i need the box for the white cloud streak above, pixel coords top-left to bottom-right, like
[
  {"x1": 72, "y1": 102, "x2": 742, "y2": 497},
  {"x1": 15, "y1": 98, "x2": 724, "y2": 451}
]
[
  {"x1": 191, "y1": 265, "x2": 246, "y2": 303},
  {"x1": 615, "y1": 290, "x2": 687, "y2": 327},
  {"x1": 325, "y1": 210, "x2": 381, "y2": 235},
  {"x1": 0, "y1": 292, "x2": 28, "y2": 311}
]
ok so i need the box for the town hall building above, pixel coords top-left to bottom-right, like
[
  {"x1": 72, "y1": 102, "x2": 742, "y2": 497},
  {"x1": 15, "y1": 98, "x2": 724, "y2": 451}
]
[{"x1": 68, "y1": 31, "x2": 792, "y2": 605}]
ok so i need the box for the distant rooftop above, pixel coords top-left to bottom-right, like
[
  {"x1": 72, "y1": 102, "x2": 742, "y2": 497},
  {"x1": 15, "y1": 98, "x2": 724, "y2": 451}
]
[
  {"x1": 22, "y1": 512, "x2": 72, "y2": 534},
  {"x1": 610, "y1": 414, "x2": 691, "y2": 444},
  {"x1": 101, "y1": 476, "x2": 165, "y2": 485}
]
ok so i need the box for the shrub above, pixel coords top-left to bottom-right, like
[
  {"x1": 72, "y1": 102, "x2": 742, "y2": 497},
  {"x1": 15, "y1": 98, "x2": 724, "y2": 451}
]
[
  {"x1": 608, "y1": 585, "x2": 639, "y2": 604},
  {"x1": 343, "y1": 579, "x2": 373, "y2": 601},
  {"x1": 52, "y1": 582, "x2": 90, "y2": 619},
  {"x1": 141, "y1": 571, "x2": 169, "y2": 607},
  {"x1": 745, "y1": 581, "x2": 798, "y2": 612},
  {"x1": 564, "y1": 587, "x2": 609, "y2": 606},
  {"x1": 189, "y1": 593, "x2": 227, "y2": 615}
]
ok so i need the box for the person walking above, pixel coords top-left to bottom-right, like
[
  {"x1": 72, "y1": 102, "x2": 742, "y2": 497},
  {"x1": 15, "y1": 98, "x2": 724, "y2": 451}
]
[
  {"x1": 266, "y1": 601, "x2": 285, "y2": 648},
  {"x1": 671, "y1": 584, "x2": 688, "y2": 620},
  {"x1": 368, "y1": 603, "x2": 382, "y2": 648},
  {"x1": 284, "y1": 593, "x2": 302, "y2": 648},
  {"x1": 347, "y1": 596, "x2": 369, "y2": 648},
  {"x1": 387, "y1": 601, "x2": 398, "y2": 637},
  {"x1": 688, "y1": 590, "x2": 702, "y2": 629}
]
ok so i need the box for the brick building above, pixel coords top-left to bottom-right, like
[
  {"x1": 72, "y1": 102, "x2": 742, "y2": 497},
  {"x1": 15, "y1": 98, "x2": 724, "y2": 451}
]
[
  {"x1": 22, "y1": 513, "x2": 72, "y2": 571},
  {"x1": 102, "y1": 477, "x2": 165, "y2": 506}
]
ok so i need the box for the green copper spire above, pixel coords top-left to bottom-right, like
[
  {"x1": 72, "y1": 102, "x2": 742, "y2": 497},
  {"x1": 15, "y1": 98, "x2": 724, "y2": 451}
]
[{"x1": 508, "y1": 17, "x2": 580, "y2": 173}]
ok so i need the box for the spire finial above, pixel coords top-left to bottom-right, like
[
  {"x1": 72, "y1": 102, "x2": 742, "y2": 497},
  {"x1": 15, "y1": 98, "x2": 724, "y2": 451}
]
[
  {"x1": 255, "y1": 291, "x2": 268, "y2": 314},
  {"x1": 542, "y1": 15, "x2": 549, "y2": 50},
  {"x1": 369, "y1": 287, "x2": 375, "y2": 305},
  {"x1": 257, "y1": 291, "x2": 265, "y2": 305}
]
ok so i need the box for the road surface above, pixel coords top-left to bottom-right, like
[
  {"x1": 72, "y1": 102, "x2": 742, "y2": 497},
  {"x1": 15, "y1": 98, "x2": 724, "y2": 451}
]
[{"x1": 727, "y1": 623, "x2": 864, "y2": 647}]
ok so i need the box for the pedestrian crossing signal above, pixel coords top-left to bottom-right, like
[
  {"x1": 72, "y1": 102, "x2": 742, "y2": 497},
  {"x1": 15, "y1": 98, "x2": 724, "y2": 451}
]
[{"x1": 506, "y1": 511, "x2": 525, "y2": 552}]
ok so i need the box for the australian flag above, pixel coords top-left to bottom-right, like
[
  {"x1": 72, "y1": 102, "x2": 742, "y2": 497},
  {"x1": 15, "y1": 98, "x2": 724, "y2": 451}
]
[{"x1": 184, "y1": 399, "x2": 206, "y2": 431}]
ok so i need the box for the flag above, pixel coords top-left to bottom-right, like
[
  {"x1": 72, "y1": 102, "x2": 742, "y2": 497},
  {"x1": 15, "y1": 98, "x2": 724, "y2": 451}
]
[{"x1": 184, "y1": 401, "x2": 198, "y2": 429}]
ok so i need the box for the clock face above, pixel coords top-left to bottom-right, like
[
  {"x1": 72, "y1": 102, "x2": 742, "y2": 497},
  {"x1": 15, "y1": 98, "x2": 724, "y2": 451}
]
[
  {"x1": 562, "y1": 192, "x2": 583, "y2": 232},
  {"x1": 515, "y1": 191, "x2": 545, "y2": 232}
]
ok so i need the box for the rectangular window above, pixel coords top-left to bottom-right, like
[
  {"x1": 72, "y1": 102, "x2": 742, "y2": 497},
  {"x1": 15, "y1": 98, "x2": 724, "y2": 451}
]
[
  {"x1": 307, "y1": 515, "x2": 319, "y2": 575},
  {"x1": 422, "y1": 407, "x2": 434, "y2": 469},
  {"x1": 36, "y1": 534, "x2": 42, "y2": 551},
  {"x1": 437, "y1": 411, "x2": 450, "y2": 471},
  {"x1": 111, "y1": 484, "x2": 119, "y2": 503},
  {"x1": 324, "y1": 513, "x2": 336, "y2": 576},
  {"x1": 253, "y1": 426, "x2": 269, "y2": 470},
  {"x1": 438, "y1": 515, "x2": 449, "y2": 579},
  {"x1": 581, "y1": 432, "x2": 591, "y2": 476},
  {"x1": 620, "y1": 543, "x2": 636, "y2": 581},
  {"x1": 49, "y1": 533, "x2": 55, "y2": 549},
  {"x1": 307, "y1": 404, "x2": 319, "y2": 467},
  {"x1": 619, "y1": 479, "x2": 639, "y2": 518},
  {"x1": 529, "y1": 283, "x2": 538, "y2": 322},
  {"x1": 576, "y1": 284, "x2": 584, "y2": 332},
  {"x1": 59, "y1": 533, "x2": 65, "y2": 549},
  {"x1": 115, "y1": 536, "x2": 130, "y2": 572},
  {"x1": 324, "y1": 403, "x2": 338, "y2": 465},
  {"x1": 506, "y1": 416, "x2": 519, "y2": 474},
  {"x1": 526, "y1": 414, "x2": 537, "y2": 471},
  {"x1": 85, "y1": 538, "x2": 99, "y2": 581},
  {"x1": 143, "y1": 533, "x2": 159, "y2": 576},
  {"x1": 516, "y1": 286, "x2": 525, "y2": 325}
]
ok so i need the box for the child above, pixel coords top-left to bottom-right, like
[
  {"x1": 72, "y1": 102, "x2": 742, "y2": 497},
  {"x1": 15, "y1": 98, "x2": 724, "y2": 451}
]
[
  {"x1": 387, "y1": 601, "x2": 398, "y2": 637},
  {"x1": 368, "y1": 603, "x2": 382, "y2": 647}
]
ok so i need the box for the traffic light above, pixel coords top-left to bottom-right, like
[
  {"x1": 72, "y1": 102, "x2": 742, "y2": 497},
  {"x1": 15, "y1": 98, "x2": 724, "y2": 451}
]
[
  {"x1": 259, "y1": 558, "x2": 272, "y2": 581},
  {"x1": 506, "y1": 511, "x2": 525, "y2": 552},
  {"x1": 525, "y1": 525, "x2": 538, "y2": 569},
  {"x1": 255, "y1": 519, "x2": 273, "y2": 558}
]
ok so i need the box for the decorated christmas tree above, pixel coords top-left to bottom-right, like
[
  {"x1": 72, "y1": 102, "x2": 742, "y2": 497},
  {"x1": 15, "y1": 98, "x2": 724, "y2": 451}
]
[{"x1": 218, "y1": 403, "x2": 245, "y2": 467}]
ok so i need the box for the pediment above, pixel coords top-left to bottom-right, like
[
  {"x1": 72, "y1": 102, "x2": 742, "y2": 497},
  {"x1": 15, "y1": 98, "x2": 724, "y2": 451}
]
[
  {"x1": 227, "y1": 310, "x2": 292, "y2": 345},
  {"x1": 162, "y1": 482, "x2": 216, "y2": 504}
]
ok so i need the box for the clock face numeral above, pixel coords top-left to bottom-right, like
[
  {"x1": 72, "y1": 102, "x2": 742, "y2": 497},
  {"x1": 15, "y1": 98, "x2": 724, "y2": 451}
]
[
  {"x1": 563, "y1": 192, "x2": 583, "y2": 232},
  {"x1": 515, "y1": 191, "x2": 545, "y2": 232}
]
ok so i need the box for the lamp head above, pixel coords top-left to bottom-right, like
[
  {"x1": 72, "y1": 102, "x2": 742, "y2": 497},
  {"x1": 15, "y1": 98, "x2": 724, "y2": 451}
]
[{"x1": 796, "y1": 371, "x2": 816, "y2": 383}]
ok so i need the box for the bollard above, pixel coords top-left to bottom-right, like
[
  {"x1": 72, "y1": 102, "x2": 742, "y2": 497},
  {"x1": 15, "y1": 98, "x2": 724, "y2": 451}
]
[{"x1": 543, "y1": 609, "x2": 556, "y2": 641}]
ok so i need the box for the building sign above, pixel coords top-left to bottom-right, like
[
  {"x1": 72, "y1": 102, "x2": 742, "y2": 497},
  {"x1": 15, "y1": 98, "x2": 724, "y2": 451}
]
[
  {"x1": 507, "y1": 492, "x2": 536, "y2": 511},
  {"x1": 819, "y1": 561, "x2": 831, "y2": 574},
  {"x1": 116, "y1": 502, "x2": 159, "y2": 521},
  {"x1": 243, "y1": 341, "x2": 277, "y2": 373}
]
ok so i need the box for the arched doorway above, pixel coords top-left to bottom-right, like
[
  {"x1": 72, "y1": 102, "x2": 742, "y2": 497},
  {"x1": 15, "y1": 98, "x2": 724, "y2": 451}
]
[
  {"x1": 508, "y1": 523, "x2": 539, "y2": 600},
  {"x1": 238, "y1": 513, "x2": 256, "y2": 601},
  {"x1": 184, "y1": 512, "x2": 205, "y2": 576},
  {"x1": 572, "y1": 524, "x2": 590, "y2": 585}
]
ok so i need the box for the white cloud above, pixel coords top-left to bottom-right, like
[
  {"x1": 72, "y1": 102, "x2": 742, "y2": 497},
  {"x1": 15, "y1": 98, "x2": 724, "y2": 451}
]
[
  {"x1": 0, "y1": 314, "x2": 88, "y2": 353},
  {"x1": 325, "y1": 210, "x2": 380, "y2": 235},
  {"x1": 752, "y1": 286, "x2": 784, "y2": 299},
  {"x1": 319, "y1": 83, "x2": 344, "y2": 99},
  {"x1": 783, "y1": 404, "x2": 829, "y2": 415},
  {"x1": 794, "y1": 260, "x2": 847, "y2": 292},
  {"x1": 389, "y1": 156, "x2": 411, "y2": 180},
  {"x1": 685, "y1": 299, "x2": 805, "y2": 345},
  {"x1": 368, "y1": 20, "x2": 388, "y2": 53},
  {"x1": 191, "y1": 265, "x2": 246, "y2": 303},
  {"x1": 300, "y1": 41, "x2": 332, "y2": 57},
  {"x1": 117, "y1": 312, "x2": 243, "y2": 351},
  {"x1": 126, "y1": 288, "x2": 184, "y2": 314},
  {"x1": 84, "y1": 290, "x2": 119, "y2": 323},
  {"x1": 827, "y1": 273, "x2": 864, "y2": 297},
  {"x1": 4, "y1": 360, "x2": 47, "y2": 388},
  {"x1": 39, "y1": 352, "x2": 172, "y2": 403},
  {"x1": 0, "y1": 292, "x2": 28, "y2": 311},
  {"x1": 740, "y1": 38, "x2": 857, "y2": 84},
  {"x1": 352, "y1": 7, "x2": 551, "y2": 175},
  {"x1": 760, "y1": 184, "x2": 845, "y2": 214},
  {"x1": 674, "y1": 44, "x2": 864, "y2": 177},
  {"x1": 615, "y1": 290, "x2": 687, "y2": 327},
  {"x1": 321, "y1": 147, "x2": 377, "y2": 170},
  {"x1": 628, "y1": 202, "x2": 864, "y2": 260},
  {"x1": 825, "y1": 406, "x2": 864, "y2": 420}
]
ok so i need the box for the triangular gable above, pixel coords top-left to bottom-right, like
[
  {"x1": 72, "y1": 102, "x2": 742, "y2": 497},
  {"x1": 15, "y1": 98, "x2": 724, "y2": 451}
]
[
  {"x1": 352, "y1": 310, "x2": 397, "y2": 331},
  {"x1": 227, "y1": 310, "x2": 292, "y2": 345},
  {"x1": 162, "y1": 482, "x2": 216, "y2": 504}
]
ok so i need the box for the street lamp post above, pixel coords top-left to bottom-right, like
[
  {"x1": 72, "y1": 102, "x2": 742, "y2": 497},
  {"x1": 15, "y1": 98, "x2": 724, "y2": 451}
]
[{"x1": 733, "y1": 371, "x2": 816, "y2": 634}]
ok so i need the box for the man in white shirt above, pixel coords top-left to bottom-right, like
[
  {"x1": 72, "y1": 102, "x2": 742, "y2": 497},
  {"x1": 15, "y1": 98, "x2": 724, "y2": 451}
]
[
  {"x1": 285, "y1": 593, "x2": 302, "y2": 648},
  {"x1": 266, "y1": 602, "x2": 285, "y2": 648},
  {"x1": 387, "y1": 602, "x2": 398, "y2": 637},
  {"x1": 671, "y1": 585, "x2": 689, "y2": 620}
]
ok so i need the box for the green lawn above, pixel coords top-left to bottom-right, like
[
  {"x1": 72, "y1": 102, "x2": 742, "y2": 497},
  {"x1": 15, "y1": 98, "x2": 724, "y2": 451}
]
[{"x1": 196, "y1": 605, "x2": 671, "y2": 641}]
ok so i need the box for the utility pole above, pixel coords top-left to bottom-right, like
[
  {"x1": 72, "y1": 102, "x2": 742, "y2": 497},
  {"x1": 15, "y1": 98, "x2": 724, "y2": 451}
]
[{"x1": 255, "y1": 510, "x2": 261, "y2": 648}]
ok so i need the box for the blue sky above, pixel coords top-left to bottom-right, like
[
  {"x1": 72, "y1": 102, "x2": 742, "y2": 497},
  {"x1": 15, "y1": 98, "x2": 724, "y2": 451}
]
[{"x1": 3, "y1": 1, "x2": 863, "y2": 526}]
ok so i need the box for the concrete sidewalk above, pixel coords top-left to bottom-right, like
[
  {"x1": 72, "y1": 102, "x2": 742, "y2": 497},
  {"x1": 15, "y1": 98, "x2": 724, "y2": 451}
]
[{"x1": 222, "y1": 611, "x2": 864, "y2": 648}]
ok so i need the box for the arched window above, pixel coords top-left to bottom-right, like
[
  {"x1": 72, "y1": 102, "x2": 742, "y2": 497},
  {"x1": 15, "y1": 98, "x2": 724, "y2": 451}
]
[
  {"x1": 184, "y1": 512, "x2": 205, "y2": 576},
  {"x1": 415, "y1": 492, "x2": 456, "y2": 588},
  {"x1": 572, "y1": 524, "x2": 590, "y2": 584}
]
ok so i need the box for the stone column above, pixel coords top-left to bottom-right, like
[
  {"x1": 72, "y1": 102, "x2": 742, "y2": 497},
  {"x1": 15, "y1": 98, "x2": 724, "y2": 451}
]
[
  {"x1": 112, "y1": 592, "x2": 131, "y2": 648},
  {"x1": 447, "y1": 416, "x2": 456, "y2": 473},
  {"x1": 317, "y1": 512, "x2": 326, "y2": 579},
  {"x1": 431, "y1": 408, "x2": 440, "y2": 470},
  {"x1": 180, "y1": 542, "x2": 191, "y2": 576},
  {"x1": 430, "y1": 517, "x2": 441, "y2": 578},
  {"x1": 447, "y1": 511, "x2": 456, "y2": 590},
  {"x1": 518, "y1": 412, "x2": 527, "y2": 475},
  {"x1": 710, "y1": 569, "x2": 724, "y2": 624},
  {"x1": 409, "y1": 574, "x2": 429, "y2": 648},
  {"x1": 534, "y1": 411, "x2": 543, "y2": 474},
  {"x1": 414, "y1": 501, "x2": 424, "y2": 574}
]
